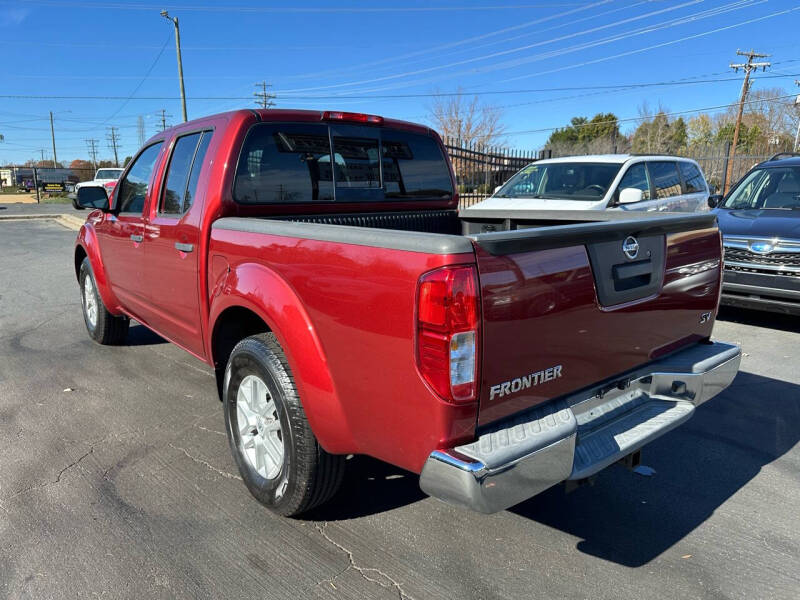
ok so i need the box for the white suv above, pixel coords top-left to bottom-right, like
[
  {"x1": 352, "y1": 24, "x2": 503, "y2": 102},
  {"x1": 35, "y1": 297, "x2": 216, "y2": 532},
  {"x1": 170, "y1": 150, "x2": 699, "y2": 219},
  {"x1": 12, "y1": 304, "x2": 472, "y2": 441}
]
[{"x1": 471, "y1": 154, "x2": 710, "y2": 213}]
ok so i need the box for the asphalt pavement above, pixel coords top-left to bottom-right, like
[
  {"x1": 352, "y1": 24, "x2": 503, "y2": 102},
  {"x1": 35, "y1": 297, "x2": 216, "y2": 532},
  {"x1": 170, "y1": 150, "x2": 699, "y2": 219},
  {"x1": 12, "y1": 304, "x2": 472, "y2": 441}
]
[{"x1": 0, "y1": 214, "x2": 798, "y2": 600}]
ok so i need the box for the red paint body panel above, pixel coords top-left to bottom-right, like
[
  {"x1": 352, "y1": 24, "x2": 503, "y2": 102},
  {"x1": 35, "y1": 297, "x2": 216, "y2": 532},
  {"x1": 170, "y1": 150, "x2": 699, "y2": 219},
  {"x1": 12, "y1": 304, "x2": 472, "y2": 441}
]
[{"x1": 475, "y1": 227, "x2": 721, "y2": 425}]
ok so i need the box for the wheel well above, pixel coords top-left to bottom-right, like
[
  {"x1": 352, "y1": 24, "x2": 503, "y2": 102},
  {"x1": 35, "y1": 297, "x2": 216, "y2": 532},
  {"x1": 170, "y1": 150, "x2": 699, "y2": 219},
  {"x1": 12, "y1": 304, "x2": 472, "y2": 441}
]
[
  {"x1": 74, "y1": 246, "x2": 87, "y2": 280},
  {"x1": 211, "y1": 306, "x2": 270, "y2": 399}
]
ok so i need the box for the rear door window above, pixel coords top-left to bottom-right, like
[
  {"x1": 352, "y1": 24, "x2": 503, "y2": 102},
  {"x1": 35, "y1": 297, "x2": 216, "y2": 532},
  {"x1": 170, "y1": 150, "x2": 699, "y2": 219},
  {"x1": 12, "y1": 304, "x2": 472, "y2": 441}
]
[
  {"x1": 648, "y1": 161, "x2": 682, "y2": 199},
  {"x1": 233, "y1": 123, "x2": 452, "y2": 204},
  {"x1": 617, "y1": 163, "x2": 651, "y2": 201},
  {"x1": 184, "y1": 132, "x2": 212, "y2": 212},
  {"x1": 160, "y1": 130, "x2": 213, "y2": 214},
  {"x1": 678, "y1": 162, "x2": 707, "y2": 194},
  {"x1": 161, "y1": 132, "x2": 202, "y2": 214}
]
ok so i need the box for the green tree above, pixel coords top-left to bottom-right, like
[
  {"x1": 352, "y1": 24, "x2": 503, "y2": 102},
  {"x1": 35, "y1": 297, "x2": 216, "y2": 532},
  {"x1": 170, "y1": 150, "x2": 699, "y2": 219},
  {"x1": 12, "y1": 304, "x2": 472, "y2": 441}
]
[
  {"x1": 687, "y1": 114, "x2": 714, "y2": 148},
  {"x1": 546, "y1": 113, "x2": 618, "y2": 146},
  {"x1": 631, "y1": 111, "x2": 688, "y2": 154}
]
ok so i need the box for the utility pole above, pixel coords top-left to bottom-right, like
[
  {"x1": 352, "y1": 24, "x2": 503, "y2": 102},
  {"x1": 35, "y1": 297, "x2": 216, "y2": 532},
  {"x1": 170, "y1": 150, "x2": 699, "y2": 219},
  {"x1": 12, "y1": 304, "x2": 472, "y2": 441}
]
[
  {"x1": 793, "y1": 80, "x2": 800, "y2": 152},
  {"x1": 106, "y1": 127, "x2": 121, "y2": 167},
  {"x1": 158, "y1": 109, "x2": 172, "y2": 132},
  {"x1": 86, "y1": 138, "x2": 99, "y2": 171},
  {"x1": 724, "y1": 49, "x2": 770, "y2": 194},
  {"x1": 254, "y1": 81, "x2": 276, "y2": 109},
  {"x1": 160, "y1": 10, "x2": 187, "y2": 122},
  {"x1": 39, "y1": 149, "x2": 47, "y2": 163},
  {"x1": 137, "y1": 115, "x2": 146, "y2": 147},
  {"x1": 49, "y1": 111, "x2": 58, "y2": 167}
]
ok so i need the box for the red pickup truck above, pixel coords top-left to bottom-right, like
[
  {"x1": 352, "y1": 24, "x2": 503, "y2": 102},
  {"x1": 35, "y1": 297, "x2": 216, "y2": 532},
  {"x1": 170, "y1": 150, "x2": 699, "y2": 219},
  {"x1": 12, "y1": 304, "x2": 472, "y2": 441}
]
[{"x1": 74, "y1": 109, "x2": 740, "y2": 516}]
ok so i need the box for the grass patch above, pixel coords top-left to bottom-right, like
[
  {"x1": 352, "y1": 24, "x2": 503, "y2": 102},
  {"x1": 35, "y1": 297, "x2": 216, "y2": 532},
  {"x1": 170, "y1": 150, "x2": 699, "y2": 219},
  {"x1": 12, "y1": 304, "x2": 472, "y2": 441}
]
[{"x1": 39, "y1": 195, "x2": 73, "y2": 204}]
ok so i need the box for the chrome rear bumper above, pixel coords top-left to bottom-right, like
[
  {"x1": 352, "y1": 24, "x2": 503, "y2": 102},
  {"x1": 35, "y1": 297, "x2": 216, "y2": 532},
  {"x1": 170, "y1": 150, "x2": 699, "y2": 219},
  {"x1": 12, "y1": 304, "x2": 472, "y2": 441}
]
[{"x1": 419, "y1": 341, "x2": 741, "y2": 514}]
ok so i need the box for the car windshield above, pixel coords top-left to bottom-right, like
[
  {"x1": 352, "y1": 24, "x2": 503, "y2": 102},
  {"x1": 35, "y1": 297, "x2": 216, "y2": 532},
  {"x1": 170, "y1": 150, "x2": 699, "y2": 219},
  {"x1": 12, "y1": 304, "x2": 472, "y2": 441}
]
[
  {"x1": 722, "y1": 166, "x2": 800, "y2": 210},
  {"x1": 96, "y1": 169, "x2": 123, "y2": 179},
  {"x1": 494, "y1": 162, "x2": 622, "y2": 201}
]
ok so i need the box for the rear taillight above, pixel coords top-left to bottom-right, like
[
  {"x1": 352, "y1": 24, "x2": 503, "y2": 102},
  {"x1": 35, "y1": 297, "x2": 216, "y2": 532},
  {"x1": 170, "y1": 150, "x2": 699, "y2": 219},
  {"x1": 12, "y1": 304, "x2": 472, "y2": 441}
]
[
  {"x1": 416, "y1": 265, "x2": 480, "y2": 403},
  {"x1": 322, "y1": 111, "x2": 384, "y2": 125}
]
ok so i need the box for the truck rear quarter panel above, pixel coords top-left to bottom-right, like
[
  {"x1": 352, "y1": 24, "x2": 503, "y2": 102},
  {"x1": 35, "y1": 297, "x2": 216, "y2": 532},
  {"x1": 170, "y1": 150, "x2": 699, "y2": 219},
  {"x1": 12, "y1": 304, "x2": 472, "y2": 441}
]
[{"x1": 208, "y1": 226, "x2": 478, "y2": 473}]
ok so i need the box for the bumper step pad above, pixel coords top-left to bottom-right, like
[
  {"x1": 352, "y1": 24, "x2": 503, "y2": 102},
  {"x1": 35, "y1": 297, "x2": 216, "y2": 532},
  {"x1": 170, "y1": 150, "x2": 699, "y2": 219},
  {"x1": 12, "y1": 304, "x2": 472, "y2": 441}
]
[{"x1": 570, "y1": 399, "x2": 694, "y2": 480}]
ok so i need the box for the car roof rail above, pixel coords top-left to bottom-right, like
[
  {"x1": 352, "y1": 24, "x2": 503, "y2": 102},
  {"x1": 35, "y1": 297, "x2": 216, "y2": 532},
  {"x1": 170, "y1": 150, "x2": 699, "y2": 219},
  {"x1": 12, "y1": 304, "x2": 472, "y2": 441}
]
[{"x1": 767, "y1": 152, "x2": 800, "y2": 161}]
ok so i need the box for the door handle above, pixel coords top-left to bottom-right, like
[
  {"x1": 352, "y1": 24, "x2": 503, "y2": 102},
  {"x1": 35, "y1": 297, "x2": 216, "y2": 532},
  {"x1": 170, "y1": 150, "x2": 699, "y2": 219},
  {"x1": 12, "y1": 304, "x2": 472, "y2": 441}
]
[
  {"x1": 174, "y1": 242, "x2": 194, "y2": 253},
  {"x1": 130, "y1": 234, "x2": 143, "y2": 243}
]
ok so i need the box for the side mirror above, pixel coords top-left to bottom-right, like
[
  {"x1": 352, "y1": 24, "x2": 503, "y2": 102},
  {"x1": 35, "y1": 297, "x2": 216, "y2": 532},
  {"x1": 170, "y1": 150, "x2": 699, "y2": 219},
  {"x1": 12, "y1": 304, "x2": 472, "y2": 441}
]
[
  {"x1": 618, "y1": 187, "x2": 644, "y2": 204},
  {"x1": 707, "y1": 194, "x2": 723, "y2": 209},
  {"x1": 76, "y1": 186, "x2": 110, "y2": 211}
]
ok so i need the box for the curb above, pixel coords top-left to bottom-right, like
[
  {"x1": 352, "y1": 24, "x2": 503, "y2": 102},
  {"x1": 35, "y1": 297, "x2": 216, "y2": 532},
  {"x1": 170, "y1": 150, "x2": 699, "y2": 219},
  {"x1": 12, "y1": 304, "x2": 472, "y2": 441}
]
[{"x1": 0, "y1": 213, "x2": 85, "y2": 231}]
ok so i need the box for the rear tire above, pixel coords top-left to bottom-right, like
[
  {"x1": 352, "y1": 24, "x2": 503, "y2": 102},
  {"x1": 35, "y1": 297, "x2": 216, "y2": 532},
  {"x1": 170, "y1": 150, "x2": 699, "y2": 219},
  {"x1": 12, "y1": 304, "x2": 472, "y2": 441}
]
[
  {"x1": 79, "y1": 258, "x2": 129, "y2": 345},
  {"x1": 223, "y1": 333, "x2": 344, "y2": 517}
]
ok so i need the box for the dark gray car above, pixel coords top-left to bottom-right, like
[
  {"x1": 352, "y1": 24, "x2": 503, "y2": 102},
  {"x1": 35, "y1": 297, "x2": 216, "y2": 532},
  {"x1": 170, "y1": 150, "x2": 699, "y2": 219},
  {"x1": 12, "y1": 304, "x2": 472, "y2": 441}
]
[{"x1": 712, "y1": 153, "x2": 800, "y2": 315}]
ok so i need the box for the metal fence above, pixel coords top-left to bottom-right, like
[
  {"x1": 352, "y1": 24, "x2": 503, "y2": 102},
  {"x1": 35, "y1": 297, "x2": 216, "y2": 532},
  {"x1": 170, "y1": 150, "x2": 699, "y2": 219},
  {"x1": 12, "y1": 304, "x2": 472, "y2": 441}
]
[
  {"x1": 675, "y1": 144, "x2": 773, "y2": 193},
  {"x1": 442, "y1": 138, "x2": 785, "y2": 206},
  {"x1": 443, "y1": 138, "x2": 541, "y2": 208}
]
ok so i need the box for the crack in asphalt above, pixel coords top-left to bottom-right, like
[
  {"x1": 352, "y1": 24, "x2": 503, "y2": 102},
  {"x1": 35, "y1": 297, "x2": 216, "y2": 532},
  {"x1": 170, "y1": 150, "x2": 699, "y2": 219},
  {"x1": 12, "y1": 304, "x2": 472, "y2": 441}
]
[
  {"x1": 168, "y1": 444, "x2": 242, "y2": 481},
  {"x1": 314, "y1": 522, "x2": 415, "y2": 600},
  {"x1": 5, "y1": 447, "x2": 94, "y2": 500}
]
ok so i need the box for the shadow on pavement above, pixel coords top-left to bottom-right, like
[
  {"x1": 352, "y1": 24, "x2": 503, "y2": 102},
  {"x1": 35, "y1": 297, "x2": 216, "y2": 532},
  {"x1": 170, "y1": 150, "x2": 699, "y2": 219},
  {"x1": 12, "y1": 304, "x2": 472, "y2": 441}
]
[
  {"x1": 126, "y1": 323, "x2": 168, "y2": 346},
  {"x1": 304, "y1": 455, "x2": 425, "y2": 521},
  {"x1": 307, "y1": 371, "x2": 798, "y2": 568},
  {"x1": 510, "y1": 370, "x2": 799, "y2": 566},
  {"x1": 717, "y1": 305, "x2": 800, "y2": 334}
]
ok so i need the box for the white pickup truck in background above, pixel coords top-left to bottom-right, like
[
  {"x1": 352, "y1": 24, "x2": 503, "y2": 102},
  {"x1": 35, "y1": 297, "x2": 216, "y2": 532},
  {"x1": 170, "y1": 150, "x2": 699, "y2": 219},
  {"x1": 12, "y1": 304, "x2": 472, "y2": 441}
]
[{"x1": 72, "y1": 168, "x2": 124, "y2": 209}]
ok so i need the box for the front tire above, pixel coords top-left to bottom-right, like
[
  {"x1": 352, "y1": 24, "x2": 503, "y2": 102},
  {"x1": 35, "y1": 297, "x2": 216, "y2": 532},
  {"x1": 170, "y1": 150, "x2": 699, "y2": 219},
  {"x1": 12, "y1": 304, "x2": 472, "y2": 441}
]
[
  {"x1": 223, "y1": 333, "x2": 344, "y2": 517},
  {"x1": 79, "y1": 258, "x2": 129, "y2": 344}
]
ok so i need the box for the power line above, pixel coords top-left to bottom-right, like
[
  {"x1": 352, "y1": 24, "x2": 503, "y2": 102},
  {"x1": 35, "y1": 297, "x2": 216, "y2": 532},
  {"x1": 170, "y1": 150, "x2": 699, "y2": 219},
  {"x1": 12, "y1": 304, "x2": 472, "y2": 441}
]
[
  {"x1": 272, "y1": 0, "x2": 754, "y2": 95},
  {"x1": 500, "y1": 93, "x2": 798, "y2": 137},
  {"x1": 1, "y1": 70, "x2": 798, "y2": 103},
  {"x1": 18, "y1": 1, "x2": 589, "y2": 13},
  {"x1": 101, "y1": 31, "x2": 172, "y2": 126}
]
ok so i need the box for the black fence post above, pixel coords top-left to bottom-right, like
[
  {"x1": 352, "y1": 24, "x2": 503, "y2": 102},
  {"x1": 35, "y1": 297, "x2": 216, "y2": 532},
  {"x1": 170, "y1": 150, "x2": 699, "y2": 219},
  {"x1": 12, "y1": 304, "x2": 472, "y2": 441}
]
[{"x1": 32, "y1": 167, "x2": 40, "y2": 204}]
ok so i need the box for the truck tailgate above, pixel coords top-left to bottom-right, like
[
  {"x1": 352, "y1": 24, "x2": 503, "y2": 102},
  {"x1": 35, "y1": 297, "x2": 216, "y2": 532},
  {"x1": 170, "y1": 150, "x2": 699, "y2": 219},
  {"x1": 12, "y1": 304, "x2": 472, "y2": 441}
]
[{"x1": 465, "y1": 210, "x2": 721, "y2": 426}]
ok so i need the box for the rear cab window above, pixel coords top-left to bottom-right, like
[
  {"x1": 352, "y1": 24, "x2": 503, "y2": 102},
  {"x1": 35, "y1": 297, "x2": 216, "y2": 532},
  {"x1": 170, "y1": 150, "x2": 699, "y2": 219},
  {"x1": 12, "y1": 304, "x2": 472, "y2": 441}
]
[{"x1": 233, "y1": 123, "x2": 452, "y2": 204}]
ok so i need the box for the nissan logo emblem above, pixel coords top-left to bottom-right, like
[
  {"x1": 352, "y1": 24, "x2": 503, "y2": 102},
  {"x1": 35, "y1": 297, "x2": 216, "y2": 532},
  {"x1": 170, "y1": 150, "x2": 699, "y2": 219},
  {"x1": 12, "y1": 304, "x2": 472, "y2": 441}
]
[{"x1": 622, "y1": 236, "x2": 639, "y2": 260}]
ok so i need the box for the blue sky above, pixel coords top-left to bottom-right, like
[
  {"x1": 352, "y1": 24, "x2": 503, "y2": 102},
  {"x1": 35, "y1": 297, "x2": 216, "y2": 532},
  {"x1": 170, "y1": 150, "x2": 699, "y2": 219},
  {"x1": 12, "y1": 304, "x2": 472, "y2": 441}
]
[{"x1": 1, "y1": 0, "x2": 798, "y2": 165}]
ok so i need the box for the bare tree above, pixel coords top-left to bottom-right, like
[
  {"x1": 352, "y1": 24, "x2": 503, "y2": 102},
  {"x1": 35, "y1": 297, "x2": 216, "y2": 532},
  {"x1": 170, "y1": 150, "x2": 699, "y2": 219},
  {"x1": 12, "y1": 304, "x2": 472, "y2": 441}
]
[{"x1": 428, "y1": 89, "x2": 505, "y2": 147}]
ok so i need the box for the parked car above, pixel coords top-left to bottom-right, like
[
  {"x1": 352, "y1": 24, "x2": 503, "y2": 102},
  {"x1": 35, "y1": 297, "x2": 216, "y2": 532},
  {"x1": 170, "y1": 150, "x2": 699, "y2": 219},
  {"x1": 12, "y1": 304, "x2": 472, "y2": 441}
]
[
  {"x1": 469, "y1": 154, "x2": 710, "y2": 213},
  {"x1": 73, "y1": 109, "x2": 739, "y2": 517},
  {"x1": 711, "y1": 152, "x2": 800, "y2": 315},
  {"x1": 72, "y1": 168, "x2": 124, "y2": 209}
]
